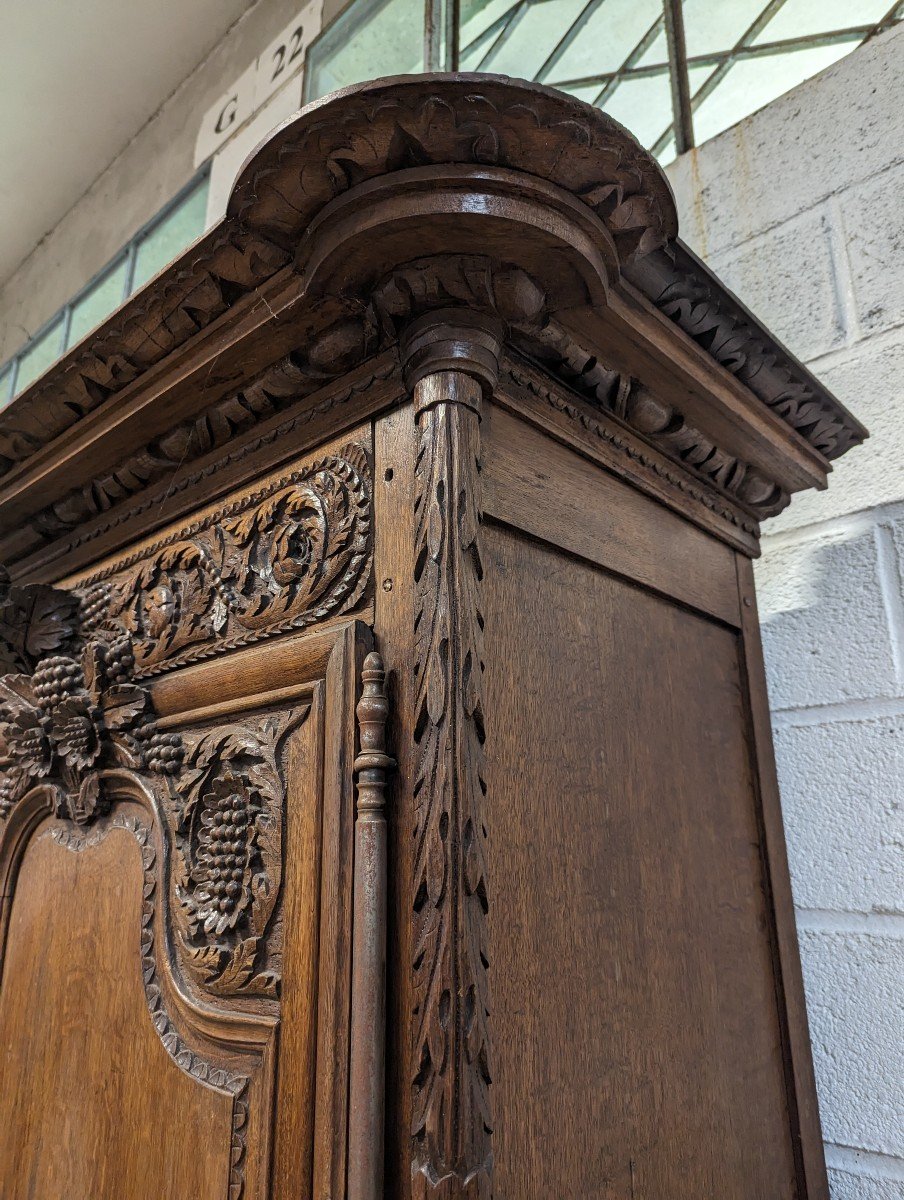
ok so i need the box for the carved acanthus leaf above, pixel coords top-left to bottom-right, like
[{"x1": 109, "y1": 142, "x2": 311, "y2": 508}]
[
  {"x1": 529, "y1": 321, "x2": 789, "y2": 519},
  {"x1": 627, "y1": 246, "x2": 865, "y2": 460},
  {"x1": 0, "y1": 230, "x2": 289, "y2": 480},
  {"x1": 233, "y1": 78, "x2": 676, "y2": 261}
]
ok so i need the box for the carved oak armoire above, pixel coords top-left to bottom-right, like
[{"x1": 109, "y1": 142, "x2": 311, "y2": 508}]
[{"x1": 0, "y1": 75, "x2": 865, "y2": 1200}]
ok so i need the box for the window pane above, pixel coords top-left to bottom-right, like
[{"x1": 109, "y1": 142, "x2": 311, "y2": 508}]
[
  {"x1": 634, "y1": 28, "x2": 668, "y2": 68},
  {"x1": 693, "y1": 41, "x2": 853, "y2": 144},
  {"x1": 543, "y1": 0, "x2": 663, "y2": 84},
  {"x1": 131, "y1": 178, "x2": 209, "y2": 291},
  {"x1": 0, "y1": 362, "x2": 13, "y2": 409},
  {"x1": 753, "y1": 0, "x2": 893, "y2": 44},
  {"x1": 66, "y1": 257, "x2": 129, "y2": 349},
  {"x1": 682, "y1": 0, "x2": 768, "y2": 57},
  {"x1": 597, "y1": 69, "x2": 673, "y2": 148},
  {"x1": 460, "y1": 0, "x2": 521, "y2": 65},
  {"x1": 472, "y1": 0, "x2": 586, "y2": 79},
  {"x1": 14, "y1": 319, "x2": 65, "y2": 394},
  {"x1": 656, "y1": 136, "x2": 677, "y2": 167},
  {"x1": 305, "y1": 0, "x2": 424, "y2": 101}
]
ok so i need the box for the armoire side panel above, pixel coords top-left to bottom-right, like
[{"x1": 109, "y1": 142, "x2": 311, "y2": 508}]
[{"x1": 481, "y1": 523, "x2": 798, "y2": 1200}]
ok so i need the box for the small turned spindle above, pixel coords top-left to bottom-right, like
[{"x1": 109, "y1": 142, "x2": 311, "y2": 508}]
[
  {"x1": 353, "y1": 652, "x2": 394, "y2": 815},
  {"x1": 348, "y1": 650, "x2": 395, "y2": 1200}
]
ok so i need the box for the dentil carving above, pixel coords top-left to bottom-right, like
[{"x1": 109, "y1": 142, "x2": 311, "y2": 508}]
[
  {"x1": 169, "y1": 710, "x2": 307, "y2": 999},
  {"x1": 78, "y1": 445, "x2": 372, "y2": 676}
]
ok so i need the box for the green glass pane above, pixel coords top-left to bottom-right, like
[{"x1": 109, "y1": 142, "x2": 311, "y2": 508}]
[
  {"x1": 473, "y1": 0, "x2": 587, "y2": 79},
  {"x1": 14, "y1": 318, "x2": 65, "y2": 394},
  {"x1": 131, "y1": 179, "x2": 209, "y2": 292},
  {"x1": 556, "y1": 81, "x2": 605, "y2": 103},
  {"x1": 597, "y1": 68, "x2": 673, "y2": 149},
  {"x1": 693, "y1": 41, "x2": 854, "y2": 144},
  {"x1": 753, "y1": 0, "x2": 894, "y2": 44},
  {"x1": 460, "y1": 0, "x2": 521, "y2": 65},
  {"x1": 544, "y1": 0, "x2": 663, "y2": 84},
  {"x1": 682, "y1": 0, "x2": 768, "y2": 56},
  {"x1": 656, "y1": 136, "x2": 677, "y2": 168},
  {"x1": 305, "y1": 0, "x2": 424, "y2": 101},
  {"x1": 634, "y1": 28, "x2": 668, "y2": 68},
  {"x1": 0, "y1": 362, "x2": 13, "y2": 409},
  {"x1": 67, "y1": 258, "x2": 129, "y2": 349}
]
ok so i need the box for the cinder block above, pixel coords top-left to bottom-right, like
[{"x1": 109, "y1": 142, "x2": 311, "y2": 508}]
[
  {"x1": 828, "y1": 1167, "x2": 904, "y2": 1200},
  {"x1": 840, "y1": 161, "x2": 904, "y2": 337},
  {"x1": 665, "y1": 24, "x2": 904, "y2": 258},
  {"x1": 708, "y1": 206, "x2": 846, "y2": 362},
  {"x1": 799, "y1": 929, "x2": 904, "y2": 1158},
  {"x1": 775, "y1": 716, "x2": 904, "y2": 914},
  {"x1": 755, "y1": 526, "x2": 898, "y2": 710},
  {"x1": 765, "y1": 338, "x2": 904, "y2": 533}
]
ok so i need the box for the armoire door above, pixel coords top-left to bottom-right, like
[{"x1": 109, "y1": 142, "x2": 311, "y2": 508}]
[{"x1": 0, "y1": 433, "x2": 375, "y2": 1200}]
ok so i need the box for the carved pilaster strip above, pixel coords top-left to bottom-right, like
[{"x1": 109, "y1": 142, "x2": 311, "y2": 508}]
[
  {"x1": 349, "y1": 651, "x2": 395, "y2": 1200},
  {"x1": 411, "y1": 364, "x2": 493, "y2": 1198}
]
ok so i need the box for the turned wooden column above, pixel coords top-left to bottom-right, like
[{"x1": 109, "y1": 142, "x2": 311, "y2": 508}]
[{"x1": 401, "y1": 311, "x2": 501, "y2": 1198}]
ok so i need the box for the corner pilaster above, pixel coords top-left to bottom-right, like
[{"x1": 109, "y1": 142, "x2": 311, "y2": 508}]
[{"x1": 402, "y1": 312, "x2": 500, "y2": 1199}]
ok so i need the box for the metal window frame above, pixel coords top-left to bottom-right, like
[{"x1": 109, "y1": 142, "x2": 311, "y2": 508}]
[
  {"x1": 0, "y1": 167, "x2": 210, "y2": 406},
  {"x1": 455, "y1": 0, "x2": 903, "y2": 156}
]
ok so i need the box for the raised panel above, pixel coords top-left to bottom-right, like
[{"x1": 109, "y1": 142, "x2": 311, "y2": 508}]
[
  {"x1": 481, "y1": 524, "x2": 797, "y2": 1199},
  {"x1": 0, "y1": 816, "x2": 233, "y2": 1200}
]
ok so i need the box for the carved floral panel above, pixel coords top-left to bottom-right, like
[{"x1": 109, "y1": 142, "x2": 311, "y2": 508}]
[{"x1": 77, "y1": 443, "x2": 372, "y2": 677}]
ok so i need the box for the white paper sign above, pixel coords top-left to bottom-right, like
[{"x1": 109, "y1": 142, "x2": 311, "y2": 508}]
[
  {"x1": 194, "y1": 63, "x2": 257, "y2": 167},
  {"x1": 194, "y1": 0, "x2": 323, "y2": 168},
  {"x1": 256, "y1": 0, "x2": 324, "y2": 110}
]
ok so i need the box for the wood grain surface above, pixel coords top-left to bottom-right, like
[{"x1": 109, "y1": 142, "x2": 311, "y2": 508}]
[
  {"x1": 0, "y1": 820, "x2": 233, "y2": 1200},
  {"x1": 481, "y1": 523, "x2": 798, "y2": 1199}
]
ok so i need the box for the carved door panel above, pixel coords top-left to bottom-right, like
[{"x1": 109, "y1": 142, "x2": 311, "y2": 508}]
[
  {"x1": 0, "y1": 429, "x2": 377, "y2": 1198},
  {"x1": 0, "y1": 617, "x2": 370, "y2": 1200}
]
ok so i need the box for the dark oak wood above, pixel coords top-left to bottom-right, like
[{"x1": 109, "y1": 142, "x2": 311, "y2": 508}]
[{"x1": 0, "y1": 72, "x2": 865, "y2": 1200}]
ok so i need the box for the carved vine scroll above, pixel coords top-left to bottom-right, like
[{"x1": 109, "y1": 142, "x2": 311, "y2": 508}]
[
  {"x1": 77, "y1": 444, "x2": 372, "y2": 677},
  {"x1": 411, "y1": 369, "x2": 493, "y2": 1198}
]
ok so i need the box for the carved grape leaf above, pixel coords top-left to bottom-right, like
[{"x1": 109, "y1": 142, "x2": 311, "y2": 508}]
[{"x1": 101, "y1": 684, "x2": 147, "y2": 729}]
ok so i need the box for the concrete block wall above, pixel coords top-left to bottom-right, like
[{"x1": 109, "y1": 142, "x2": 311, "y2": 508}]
[{"x1": 667, "y1": 24, "x2": 904, "y2": 1198}]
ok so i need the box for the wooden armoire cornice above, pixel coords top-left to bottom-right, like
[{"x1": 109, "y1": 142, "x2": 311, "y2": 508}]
[{"x1": 0, "y1": 75, "x2": 865, "y2": 1200}]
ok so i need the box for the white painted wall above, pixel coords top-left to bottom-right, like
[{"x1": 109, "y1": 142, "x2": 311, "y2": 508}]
[
  {"x1": 667, "y1": 23, "x2": 904, "y2": 1198},
  {"x1": 0, "y1": 0, "x2": 343, "y2": 364}
]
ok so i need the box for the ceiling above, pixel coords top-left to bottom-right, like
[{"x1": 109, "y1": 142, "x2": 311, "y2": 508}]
[{"x1": 0, "y1": 0, "x2": 253, "y2": 286}]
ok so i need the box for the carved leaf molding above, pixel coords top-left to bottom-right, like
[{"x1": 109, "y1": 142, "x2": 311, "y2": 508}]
[
  {"x1": 411, "y1": 382, "x2": 492, "y2": 1197},
  {"x1": 233, "y1": 80, "x2": 676, "y2": 260},
  {"x1": 77, "y1": 444, "x2": 372, "y2": 677},
  {"x1": 530, "y1": 320, "x2": 789, "y2": 520}
]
